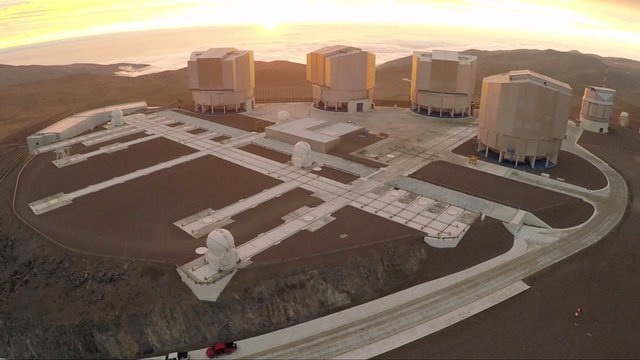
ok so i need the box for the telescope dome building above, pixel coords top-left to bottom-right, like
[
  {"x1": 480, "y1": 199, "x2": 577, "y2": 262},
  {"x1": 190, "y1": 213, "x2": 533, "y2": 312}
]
[
  {"x1": 579, "y1": 86, "x2": 616, "y2": 134},
  {"x1": 188, "y1": 48, "x2": 255, "y2": 114},
  {"x1": 477, "y1": 70, "x2": 572, "y2": 167},
  {"x1": 306, "y1": 45, "x2": 375, "y2": 113},
  {"x1": 410, "y1": 50, "x2": 477, "y2": 118}
]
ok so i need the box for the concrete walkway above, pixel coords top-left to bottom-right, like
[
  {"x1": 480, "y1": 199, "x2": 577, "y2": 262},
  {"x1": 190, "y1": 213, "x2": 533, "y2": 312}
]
[
  {"x1": 53, "y1": 134, "x2": 161, "y2": 168},
  {"x1": 393, "y1": 176, "x2": 520, "y2": 223},
  {"x1": 160, "y1": 121, "x2": 626, "y2": 359}
]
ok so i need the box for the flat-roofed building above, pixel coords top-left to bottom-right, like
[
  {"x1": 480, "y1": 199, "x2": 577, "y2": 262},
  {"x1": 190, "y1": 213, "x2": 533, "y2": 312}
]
[
  {"x1": 579, "y1": 86, "x2": 616, "y2": 134},
  {"x1": 477, "y1": 70, "x2": 572, "y2": 167},
  {"x1": 188, "y1": 48, "x2": 255, "y2": 113},
  {"x1": 26, "y1": 101, "x2": 148, "y2": 154},
  {"x1": 410, "y1": 50, "x2": 477, "y2": 118},
  {"x1": 265, "y1": 117, "x2": 364, "y2": 153},
  {"x1": 307, "y1": 45, "x2": 375, "y2": 113}
]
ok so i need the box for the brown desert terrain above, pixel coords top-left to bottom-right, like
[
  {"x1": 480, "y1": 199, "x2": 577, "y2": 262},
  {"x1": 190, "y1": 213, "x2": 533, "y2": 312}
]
[
  {"x1": 380, "y1": 124, "x2": 640, "y2": 359},
  {"x1": 15, "y1": 154, "x2": 282, "y2": 263},
  {"x1": 410, "y1": 160, "x2": 594, "y2": 228},
  {"x1": 1, "y1": 49, "x2": 640, "y2": 358}
]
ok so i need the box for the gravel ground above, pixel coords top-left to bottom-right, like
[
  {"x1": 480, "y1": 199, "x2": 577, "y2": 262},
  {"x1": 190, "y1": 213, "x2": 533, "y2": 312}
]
[
  {"x1": 218, "y1": 187, "x2": 323, "y2": 246},
  {"x1": 15, "y1": 154, "x2": 282, "y2": 263},
  {"x1": 238, "y1": 143, "x2": 290, "y2": 164},
  {"x1": 410, "y1": 160, "x2": 594, "y2": 228},
  {"x1": 380, "y1": 130, "x2": 640, "y2": 359},
  {"x1": 18, "y1": 137, "x2": 196, "y2": 202},
  {"x1": 173, "y1": 109, "x2": 274, "y2": 132},
  {"x1": 251, "y1": 205, "x2": 513, "y2": 279}
]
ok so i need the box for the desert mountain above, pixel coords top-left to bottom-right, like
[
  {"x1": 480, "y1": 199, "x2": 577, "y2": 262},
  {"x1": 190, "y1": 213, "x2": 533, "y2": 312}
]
[{"x1": 1, "y1": 49, "x2": 639, "y2": 142}]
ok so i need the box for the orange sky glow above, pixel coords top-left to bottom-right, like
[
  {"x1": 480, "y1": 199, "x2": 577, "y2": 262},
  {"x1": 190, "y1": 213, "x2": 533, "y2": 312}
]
[{"x1": 1, "y1": 0, "x2": 639, "y2": 54}]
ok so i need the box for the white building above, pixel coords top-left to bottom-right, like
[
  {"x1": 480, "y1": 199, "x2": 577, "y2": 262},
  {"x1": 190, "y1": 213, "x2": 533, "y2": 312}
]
[
  {"x1": 265, "y1": 117, "x2": 364, "y2": 153},
  {"x1": 307, "y1": 45, "x2": 375, "y2": 113},
  {"x1": 26, "y1": 101, "x2": 147, "y2": 154},
  {"x1": 410, "y1": 50, "x2": 477, "y2": 117},
  {"x1": 579, "y1": 86, "x2": 616, "y2": 134},
  {"x1": 188, "y1": 48, "x2": 255, "y2": 114}
]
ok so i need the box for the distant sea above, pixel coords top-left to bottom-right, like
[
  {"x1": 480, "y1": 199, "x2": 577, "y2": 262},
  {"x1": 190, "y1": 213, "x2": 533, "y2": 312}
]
[{"x1": 0, "y1": 24, "x2": 635, "y2": 76}]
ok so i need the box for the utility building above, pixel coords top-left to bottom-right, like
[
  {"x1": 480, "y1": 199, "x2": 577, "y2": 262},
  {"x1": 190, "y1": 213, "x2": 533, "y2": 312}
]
[
  {"x1": 188, "y1": 48, "x2": 255, "y2": 114},
  {"x1": 26, "y1": 101, "x2": 147, "y2": 154},
  {"x1": 307, "y1": 45, "x2": 375, "y2": 112},
  {"x1": 410, "y1": 50, "x2": 477, "y2": 118},
  {"x1": 477, "y1": 70, "x2": 572, "y2": 167},
  {"x1": 579, "y1": 86, "x2": 616, "y2": 134}
]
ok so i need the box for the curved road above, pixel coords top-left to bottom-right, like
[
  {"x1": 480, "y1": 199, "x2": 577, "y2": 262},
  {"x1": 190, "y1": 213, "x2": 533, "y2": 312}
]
[{"x1": 238, "y1": 128, "x2": 627, "y2": 359}]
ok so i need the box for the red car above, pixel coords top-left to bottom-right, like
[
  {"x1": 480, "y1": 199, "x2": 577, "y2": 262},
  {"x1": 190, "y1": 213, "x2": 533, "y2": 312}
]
[{"x1": 206, "y1": 342, "x2": 237, "y2": 358}]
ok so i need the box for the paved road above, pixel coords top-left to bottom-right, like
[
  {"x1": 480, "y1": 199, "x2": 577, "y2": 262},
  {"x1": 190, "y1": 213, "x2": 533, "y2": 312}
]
[{"x1": 235, "y1": 127, "x2": 627, "y2": 359}]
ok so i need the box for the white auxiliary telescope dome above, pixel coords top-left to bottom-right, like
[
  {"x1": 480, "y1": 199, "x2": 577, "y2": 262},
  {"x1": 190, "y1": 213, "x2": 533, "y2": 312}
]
[
  {"x1": 619, "y1": 112, "x2": 629, "y2": 128},
  {"x1": 111, "y1": 108, "x2": 125, "y2": 127},
  {"x1": 292, "y1": 141, "x2": 313, "y2": 168},
  {"x1": 205, "y1": 229, "x2": 240, "y2": 272},
  {"x1": 276, "y1": 110, "x2": 291, "y2": 122}
]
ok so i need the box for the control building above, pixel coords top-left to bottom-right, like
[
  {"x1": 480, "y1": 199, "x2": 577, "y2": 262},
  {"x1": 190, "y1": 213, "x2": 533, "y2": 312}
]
[
  {"x1": 188, "y1": 48, "x2": 255, "y2": 114},
  {"x1": 410, "y1": 50, "x2": 477, "y2": 117},
  {"x1": 579, "y1": 86, "x2": 616, "y2": 134},
  {"x1": 307, "y1": 45, "x2": 375, "y2": 112},
  {"x1": 26, "y1": 101, "x2": 147, "y2": 154},
  {"x1": 477, "y1": 70, "x2": 572, "y2": 167}
]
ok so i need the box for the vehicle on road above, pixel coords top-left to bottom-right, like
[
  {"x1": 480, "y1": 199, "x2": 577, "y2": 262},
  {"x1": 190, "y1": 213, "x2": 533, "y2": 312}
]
[
  {"x1": 206, "y1": 342, "x2": 238, "y2": 358},
  {"x1": 165, "y1": 351, "x2": 189, "y2": 360}
]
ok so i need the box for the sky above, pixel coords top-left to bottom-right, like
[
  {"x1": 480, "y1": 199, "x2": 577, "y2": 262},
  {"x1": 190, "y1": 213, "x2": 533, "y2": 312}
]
[{"x1": 0, "y1": 0, "x2": 639, "y2": 67}]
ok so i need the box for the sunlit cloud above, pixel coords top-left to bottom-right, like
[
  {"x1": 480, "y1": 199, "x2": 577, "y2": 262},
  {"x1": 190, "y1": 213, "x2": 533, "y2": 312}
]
[{"x1": 0, "y1": 0, "x2": 639, "y2": 51}]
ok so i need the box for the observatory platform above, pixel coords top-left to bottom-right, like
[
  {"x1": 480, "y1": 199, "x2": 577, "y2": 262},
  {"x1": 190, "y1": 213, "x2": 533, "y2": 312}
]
[{"x1": 17, "y1": 99, "x2": 607, "y2": 302}]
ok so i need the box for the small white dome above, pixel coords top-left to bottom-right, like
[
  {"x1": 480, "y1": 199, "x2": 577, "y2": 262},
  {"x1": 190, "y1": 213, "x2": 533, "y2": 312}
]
[
  {"x1": 111, "y1": 108, "x2": 125, "y2": 127},
  {"x1": 293, "y1": 141, "x2": 311, "y2": 153},
  {"x1": 619, "y1": 112, "x2": 630, "y2": 127},
  {"x1": 206, "y1": 229, "x2": 235, "y2": 255},
  {"x1": 111, "y1": 108, "x2": 124, "y2": 119},
  {"x1": 276, "y1": 110, "x2": 290, "y2": 122},
  {"x1": 292, "y1": 141, "x2": 312, "y2": 168}
]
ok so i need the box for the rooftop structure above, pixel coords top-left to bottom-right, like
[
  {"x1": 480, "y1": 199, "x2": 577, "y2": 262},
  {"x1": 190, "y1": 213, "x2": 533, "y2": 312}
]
[
  {"x1": 265, "y1": 117, "x2": 364, "y2": 152},
  {"x1": 188, "y1": 48, "x2": 255, "y2": 114},
  {"x1": 26, "y1": 101, "x2": 147, "y2": 154},
  {"x1": 579, "y1": 86, "x2": 616, "y2": 134},
  {"x1": 306, "y1": 45, "x2": 375, "y2": 113},
  {"x1": 410, "y1": 50, "x2": 477, "y2": 118},
  {"x1": 477, "y1": 70, "x2": 572, "y2": 167}
]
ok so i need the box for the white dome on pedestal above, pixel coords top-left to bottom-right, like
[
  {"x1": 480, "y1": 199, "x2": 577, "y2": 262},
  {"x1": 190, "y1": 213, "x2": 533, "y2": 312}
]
[
  {"x1": 206, "y1": 229, "x2": 235, "y2": 255},
  {"x1": 276, "y1": 110, "x2": 290, "y2": 122},
  {"x1": 205, "y1": 229, "x2": 239, "y2": 272},
  {"x1": 111, "y1": 108, "x2": 125, "y2": 127},
  {"x1": 292, "y1": 141, "x2": 312, "y2": 168}
]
